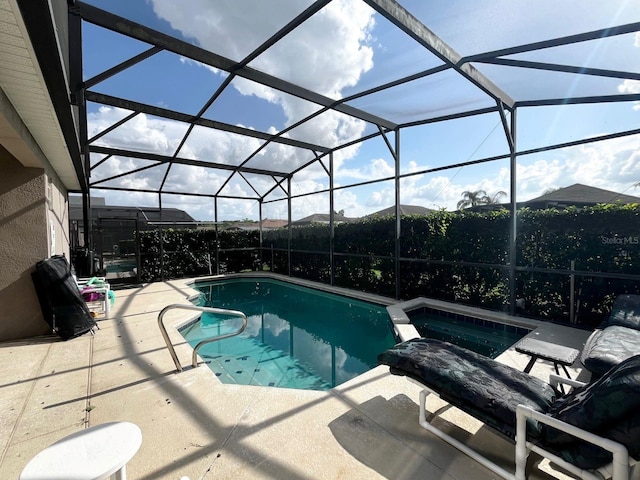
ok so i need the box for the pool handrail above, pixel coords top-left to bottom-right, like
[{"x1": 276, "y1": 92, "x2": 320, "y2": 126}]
[{"x1": 157, "y1": 304, "x2": 248, "y2": 372}]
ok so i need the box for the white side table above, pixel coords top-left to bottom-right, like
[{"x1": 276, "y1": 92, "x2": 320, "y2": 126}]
[{"x1": 20, "y1": 422, "x2": 142, "y2": 480}]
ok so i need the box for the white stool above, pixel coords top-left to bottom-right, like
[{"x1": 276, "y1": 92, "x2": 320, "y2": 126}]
[{"x1": 20, "y1": 422, "x2": 142, "y2": 480}]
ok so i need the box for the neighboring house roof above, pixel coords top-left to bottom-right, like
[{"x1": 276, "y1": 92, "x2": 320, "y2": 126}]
[
  {"x1": 70, "y1": 196, "x2": 105, "y2": 206},
  {"x1": 69, "y1": 204, "x2": 196, "y2": 223},
  {"x1": 262, "y1": 219, "x2": 288, "y2": 229},
  {"x1": 525, "y1": 183, "x2": 640, "y2": 206},
  {"x1": 219, "y1": 219, "x2": 288, "y2": 231},
  {"x1": 367, "y1": 205, "x2": 434, "y2": 217},
  {"x1": 467, "y1": 184, "x2": 640, "y2": 212},
  {"x1": 291, "y1": 213, "x2": 356, "y2": 225},
  {"x1": 290, "y1": 206, "x2": 433, "y2": 226}
]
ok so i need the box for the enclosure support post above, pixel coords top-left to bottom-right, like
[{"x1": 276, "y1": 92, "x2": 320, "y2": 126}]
[
  {"x1": 570, "y1": 260, "x2": 576, "y2": 324},
  {"x1": 395, "y1": 128, "x2": 401, "y2": 300},
  {"x1": 135, "y1": 219, "x2": 141, "y2": 283},
  {"x1": 69, "y1": 7, "x2": 91, "y2": 248},
  {"x1": 508, "y1": 108, "x2": 518, "y2": 315},
  {"x1": 159, "y1": 192, "x2": 164, "y2": 281},
  {"x1": 215, "y1": 197, "x2": 219, "y2": 275},
  {"x1": 330, "y1": 152, "x2": 335, "y2": 286},
  {"x1": 258, "y1": 201, "x2": 263, "y2": 270},
  {"x1": 287, "y1": 177, "x2": 292, "y2": 277}
]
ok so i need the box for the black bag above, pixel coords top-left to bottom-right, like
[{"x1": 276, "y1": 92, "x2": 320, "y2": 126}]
[{"x1": 31, "y1": 255, "x2": 97, "y2": 340}]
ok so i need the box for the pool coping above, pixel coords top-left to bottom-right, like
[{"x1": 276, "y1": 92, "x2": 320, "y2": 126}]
[
  {"x1": 186, "y1": 271, "x2": 398, "y2": 308},
  {"x1": 388, "y1": 297, "x2": 542, "y2": 342}
]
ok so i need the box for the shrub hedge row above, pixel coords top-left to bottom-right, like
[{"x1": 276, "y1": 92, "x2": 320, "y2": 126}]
[{"x1": 138, "y1": 204, "x2": 639, "y2": 327}]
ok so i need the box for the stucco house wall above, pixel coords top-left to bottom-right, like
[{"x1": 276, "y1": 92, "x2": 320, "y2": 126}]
[{"x1": 0, "y1": 147, "x2": 70, "y2": 341}]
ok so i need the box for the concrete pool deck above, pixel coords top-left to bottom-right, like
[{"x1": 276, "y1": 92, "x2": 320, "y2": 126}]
[{"x1": 1, "y1": 277, "x2": 592, "y2": 480}]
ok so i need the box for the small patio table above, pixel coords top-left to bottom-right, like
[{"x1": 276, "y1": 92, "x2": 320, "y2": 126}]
[
  {"x1": 20, "y1": 421, "x2": 142, "y2": 480},
  {"x1": 515, "y1": 337, "x2": 579, "y2": 379}
]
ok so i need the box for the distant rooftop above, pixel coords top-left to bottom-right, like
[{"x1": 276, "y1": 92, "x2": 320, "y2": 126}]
[
  {"x1": 367, "y1": 205, "x2": 435, "y2": 217},
  {"x1": 526, "y1": 184, "x2": 640, "y2": 206},
  {"x1": 291, "y1": 213, "x2": 356, "y2": 225},
  {"x1": 467, "y1": 184, "x2": 640, "y2": 212},
  {"x1": 69, "y1": 197, "x2": 195, "y2": 223}
]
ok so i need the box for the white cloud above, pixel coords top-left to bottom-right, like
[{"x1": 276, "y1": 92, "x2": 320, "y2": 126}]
[
  {"x1": 618, "y1": 34, "x2": 640, "y2": 110},
  {"x1": 89, "y1": 107, "x2": 188, "y2": 156},
  {"x1": 151, "y1": 0, "x2": 374, "y2": 136},
  {"x1": 516, "y1": 158, "x2": 563, "y2": 197},
  {"x1": 242, "y1": 312, "x2": 288, "y2": 338},
  {"x1": 619, "y1": 80, "x2": 640, "y2": 95},
  {"x1": 618, "y1": 79, "x2": 640, "y2": 111},
  {"x1": 337, "y1": 157, "x2": 394, "y2": 181},
  {"x1": 179, "y1": 57, "x2": 223, "y2": 76},
  {"x1": 565, "y1": 136, "x2": 640, "y2": 187}
]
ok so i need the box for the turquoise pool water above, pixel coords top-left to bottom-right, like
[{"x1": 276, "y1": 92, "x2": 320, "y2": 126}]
[
  {"x1": 407, "y1": 307, "x2": 531, "y2": 358},
  {"x1": 179, "y1": 278, "x2": 396, "y2": 391}
]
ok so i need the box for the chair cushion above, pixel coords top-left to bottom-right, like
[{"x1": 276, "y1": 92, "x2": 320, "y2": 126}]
[
  {"x1": 543, "y1": 355, "x2": 640, "y2": 469},
  {"x1": 580, "y1": 326, "x2": 640, "y2": 377},
  {"x1": 378, "y1": 338, "x2": 558, "y2": 439},
  {"x1": 603, "y1": 294, "x2": 640, "y2": 330}
]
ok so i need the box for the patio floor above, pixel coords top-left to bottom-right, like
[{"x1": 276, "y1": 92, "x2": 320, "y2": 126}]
[{"x1": 1, "y1": 278, "x2": 592, "y2": 480}]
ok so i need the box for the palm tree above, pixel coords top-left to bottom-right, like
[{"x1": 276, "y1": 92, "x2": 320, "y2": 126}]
[
  {"x1": 457, "y1": 190, "x2": 507, "y2": 209},
  {"x1": 457, "y1": 190, "x2": 487, "y2": 209},
  {"x1": 486, "y1": 190, "x2": 507, "y2": 204}
]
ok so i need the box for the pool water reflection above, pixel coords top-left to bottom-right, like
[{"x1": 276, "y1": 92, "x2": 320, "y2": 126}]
[{"x1": 179, "y1": 278, "x2": 396, "y2": 390}]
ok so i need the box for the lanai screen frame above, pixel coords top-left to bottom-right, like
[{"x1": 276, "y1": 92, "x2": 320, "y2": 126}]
[{"x1": 68, "y1": 1, "x2": 640, "y2": 310}]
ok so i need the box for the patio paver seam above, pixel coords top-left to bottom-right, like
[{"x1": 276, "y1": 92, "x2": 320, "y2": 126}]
[{"x1": 84, "y1": 334, "x2": 94, "y2": 426}]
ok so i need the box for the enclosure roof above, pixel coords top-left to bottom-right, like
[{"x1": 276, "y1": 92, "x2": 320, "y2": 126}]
[{"x1": 69, "y1": 1, "x2": 640, "y2": 206}]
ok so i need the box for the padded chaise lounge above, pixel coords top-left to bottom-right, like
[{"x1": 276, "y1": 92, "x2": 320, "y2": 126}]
[
  {"x1": 378, "y1": 338, "x2": 640, "y2": 480},
  {"x1": 581, "y1": 294, "x2": 640, "y2": 378}
]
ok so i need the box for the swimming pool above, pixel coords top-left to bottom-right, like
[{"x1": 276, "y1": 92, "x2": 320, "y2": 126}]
[
  {"x1": 179, "y1": 278, "x2": 396, "y2": 390},
  {"x1": 387, "y1": 297, "x2": 537, "y2": 359},
  {"x1": 406, "y1": 307, "x2": 530, "y2": 358}
]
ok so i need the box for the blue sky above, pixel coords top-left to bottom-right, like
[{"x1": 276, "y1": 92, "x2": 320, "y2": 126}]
[{"x1": 82, "y1": 0, "x2": 640, "y2": 221}]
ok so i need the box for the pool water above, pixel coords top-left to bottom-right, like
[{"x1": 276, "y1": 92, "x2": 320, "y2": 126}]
[
  {"x1": 180, "y1": 278, "x2": 396, "y2": 390},
  {"x1": 407, "y1": 307, "x2": 530, "y2": 359}
]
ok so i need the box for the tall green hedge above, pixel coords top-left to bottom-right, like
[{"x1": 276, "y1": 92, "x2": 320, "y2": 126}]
[
  {"x1": 139, "y1": 204, "x2": 639, "y2": 327},
  {"x1": 515, "y1": 204, "x2": 639, "y2": 324},
  {"x1": 138, "y1": 228, "x2": 259, "y2": 282}
]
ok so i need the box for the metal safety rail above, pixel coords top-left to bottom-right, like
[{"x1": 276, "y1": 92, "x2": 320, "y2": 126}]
[{"x1": 158, "y1": 304, "x2": 247, "y2": 372}]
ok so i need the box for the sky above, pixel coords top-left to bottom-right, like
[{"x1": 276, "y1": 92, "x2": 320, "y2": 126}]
[{"x1": 81, "y1": 0, "x2": 640, "y2": 221}]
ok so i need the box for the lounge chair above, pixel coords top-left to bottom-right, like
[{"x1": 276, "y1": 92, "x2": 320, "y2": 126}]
[
  {"x1": 378, "y1": 338, "x2": 640, "y2": 480},
  {"x1": 76, "y1": 275, "x2": 113, "y2": 318},
  {"x1": 581, "y1": 294, "x2": 640, "y2": 378}
]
